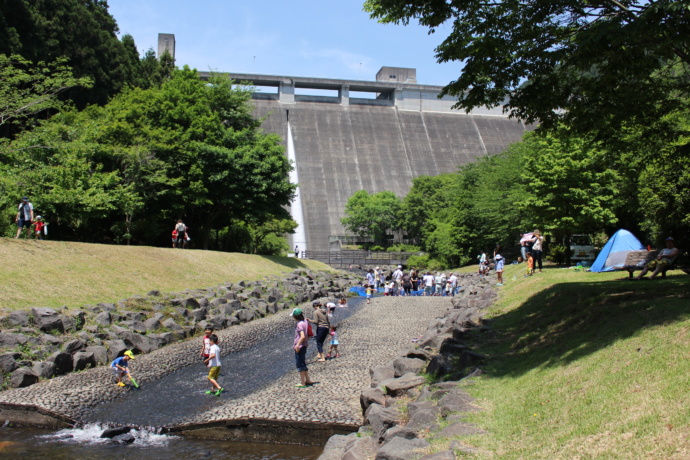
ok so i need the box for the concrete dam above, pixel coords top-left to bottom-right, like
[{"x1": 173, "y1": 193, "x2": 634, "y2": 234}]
[{"x1": 201, "y1": 67, "x2": 529, "y2": 251}]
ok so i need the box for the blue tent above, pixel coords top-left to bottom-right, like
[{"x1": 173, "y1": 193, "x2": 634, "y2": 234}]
[{"x1": 590, "y1": 229, "x2": 644, "y2": 272}]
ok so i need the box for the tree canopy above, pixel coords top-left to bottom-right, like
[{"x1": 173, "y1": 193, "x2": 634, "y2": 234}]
[{"x1": 364, "y1": 0, "x2": 690, "y2": 134}]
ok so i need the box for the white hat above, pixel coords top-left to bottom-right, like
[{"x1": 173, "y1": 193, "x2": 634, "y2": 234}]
[
  {"x1": 397, "y1": 265, "x2": 402, "y2": 269},
  {"x1": 495, "y1": 254, "x2": 503, "y2": 260}
]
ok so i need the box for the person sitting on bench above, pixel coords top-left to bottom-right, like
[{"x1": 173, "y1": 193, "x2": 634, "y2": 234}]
[{"x1": 634, "y1": 237, "x2": 680, "y2": 280}]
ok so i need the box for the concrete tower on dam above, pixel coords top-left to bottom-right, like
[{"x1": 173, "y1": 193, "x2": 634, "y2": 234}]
[{"x1": 199, "y1": 67, "x2": 529, "y2": 252}]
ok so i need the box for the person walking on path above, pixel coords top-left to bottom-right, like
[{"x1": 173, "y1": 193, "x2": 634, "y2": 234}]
[
  {"x1": 292, "y1": 308, "x2": 314, "y2": 388},
  {"x1": 15, "y1": 197, "x2": 34, "y2": 239},
  {"x1": 203, "y1": 334, "x2": 223, "y2": 396},
  {"x1": 309, "y1": 300, "x2": 330, "y2": 362},
  {"x1": 110, "y1": 350, "x2": 136, "y2": 387}
]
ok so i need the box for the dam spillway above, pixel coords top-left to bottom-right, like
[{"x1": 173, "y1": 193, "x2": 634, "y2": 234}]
[{"x1": 202, "y1": 68, "x2": 529, "y2": 250}]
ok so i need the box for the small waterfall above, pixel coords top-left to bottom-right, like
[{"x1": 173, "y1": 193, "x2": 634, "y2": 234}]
[{"x1": 287, "y1": 122, "x2": 307, "y2": 254}]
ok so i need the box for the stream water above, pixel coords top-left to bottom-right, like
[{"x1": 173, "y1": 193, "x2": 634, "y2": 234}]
[{"x1": 1, "y1": 297, "x2": 365, "y2": 459}]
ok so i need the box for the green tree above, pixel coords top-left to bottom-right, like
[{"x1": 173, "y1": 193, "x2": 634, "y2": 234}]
[
  {"x1": 0, "y1": 54, "x2": 91, "y2": 138},
  {"x1": 0, "y1": 0, "x2": 139, "y2": 106},
  {"x1": 519, "y1": 129, "x2": 620, "y2": 262},
  {"x1": 341, "y1": 190, "x2": 403, "y2": 247},
  {"x1": 364, "y1": 0, "x2": 690, "y2": 134}
]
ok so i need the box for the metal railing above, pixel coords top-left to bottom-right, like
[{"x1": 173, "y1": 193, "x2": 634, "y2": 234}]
[{"x1": 302, "y1": 250, "x2": 422, "y2": 268}]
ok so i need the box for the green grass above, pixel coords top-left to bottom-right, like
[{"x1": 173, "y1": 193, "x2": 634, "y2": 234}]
[
  {"x1": 0, "y1": 239, "x2": 335, "y2": 311},
  {"x1": 453, "y1": 263, "x2": 690, "y2": 459}
]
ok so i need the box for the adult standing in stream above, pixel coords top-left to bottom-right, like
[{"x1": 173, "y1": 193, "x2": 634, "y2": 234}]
[
  {"x1": 309, "y1": 300, "x2": 330, "y2": 362},
  {"x1": 292, "y1": 308, "x2": 314, "y2": 388}
]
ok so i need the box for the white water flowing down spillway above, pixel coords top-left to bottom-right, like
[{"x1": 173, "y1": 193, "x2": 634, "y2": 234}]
[{"x1": 287, "y1": 121, "x2": 307, "y2": 253}]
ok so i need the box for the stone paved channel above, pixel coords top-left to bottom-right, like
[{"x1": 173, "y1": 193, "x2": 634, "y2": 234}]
[{"x1": 0, "y1": 296, "x2": 452, "y2": 435}]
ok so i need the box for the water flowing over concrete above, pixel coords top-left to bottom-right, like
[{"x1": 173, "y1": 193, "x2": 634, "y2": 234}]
[
  {"x1": 0, "y1": 296, "x2": 453, "y2": 444},
  {"x1": 287, "y1": 121, "x2": 308, "y2": 253}
]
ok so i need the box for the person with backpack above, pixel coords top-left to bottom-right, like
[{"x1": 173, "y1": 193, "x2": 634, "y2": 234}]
[
  {"x1": 15, "y1": 196, "x2": 34, "y2": 239},
  {"x1": 291, "y1": 308, "x2": 314, "y2": 388},
  {"x1": 174, "y1": 220, "x2": 187, "y2": 248}
]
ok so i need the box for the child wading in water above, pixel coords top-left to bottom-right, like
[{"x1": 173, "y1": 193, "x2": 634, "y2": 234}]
[
  {"x1": 204, "y1": 334, "x2": 223, "y2": 396},
  {"x1": 110, "y1": 350, "x2": 136, "y2": 387},
  {"x1": 327, "y1": 326, "x2": 340, "y2": 358}
]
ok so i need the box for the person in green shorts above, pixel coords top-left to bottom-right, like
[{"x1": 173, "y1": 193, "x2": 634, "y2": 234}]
[{"x1": 203, "y1": 334, "x2": 223, "y2": 396}]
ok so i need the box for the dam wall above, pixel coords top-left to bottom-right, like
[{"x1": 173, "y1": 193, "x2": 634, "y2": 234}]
[{"x1": 201, "y1": 69, "x2": 529, "y2": 250}]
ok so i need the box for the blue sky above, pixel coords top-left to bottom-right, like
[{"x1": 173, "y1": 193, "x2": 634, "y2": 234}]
[{"x1": 108, "y1": 0, "x2": 460, "y2": 86}]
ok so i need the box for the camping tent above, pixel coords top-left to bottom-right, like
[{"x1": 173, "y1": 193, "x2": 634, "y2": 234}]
[{"x1": 590, "y1": 229, "x2": 645, "y2": 272}]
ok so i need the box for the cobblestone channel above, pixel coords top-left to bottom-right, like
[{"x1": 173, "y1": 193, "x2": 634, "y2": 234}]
[{"x1": 0, "y1": 296, "x2": 452, "y2": 433}]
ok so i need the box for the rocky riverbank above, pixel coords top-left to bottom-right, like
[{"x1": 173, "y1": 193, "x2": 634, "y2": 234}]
[
  {"x1": 318, "y1": 272, "x2": 497, "y2": 460},
  {"x1": 0, "y1": 269, "x2": 358, "y2": 390}
]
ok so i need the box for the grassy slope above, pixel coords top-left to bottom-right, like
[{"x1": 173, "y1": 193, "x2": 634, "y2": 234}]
[
  {"x1": 0, "y1": 239, "x2": 333, "y2": 311},
  {"x1": 454, "y1": 263, "x2": 690, "y2": 459}
]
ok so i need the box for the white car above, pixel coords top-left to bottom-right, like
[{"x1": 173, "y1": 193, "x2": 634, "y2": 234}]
[{"x1": 570, "y1": 234, "x2": 597, "y2": 262}]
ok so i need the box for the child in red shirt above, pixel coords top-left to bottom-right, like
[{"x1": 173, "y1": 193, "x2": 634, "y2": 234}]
[{"x1": 33, "y1": 216, "x2": 46, "y2": 240}]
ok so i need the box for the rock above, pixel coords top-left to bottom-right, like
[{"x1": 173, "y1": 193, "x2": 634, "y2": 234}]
[
  {"x1": 380, "y1": 373, "x2": 426, "y2": 397},
  {"x1": 419, "y1": 450, "x2": 456, "y2": 460},
  {"x1": 382, "y1": 426, "x2": 418, "y2": 443},
  {"x1": 111, "y1": 433, "x2": 135, "y2": 444},
  {"x1": 183, "y1": 297, "x2": 200, "y2": 309},
  {"x1": 63, "y1": 339, "x2": 86, "y2": 355},
  {"x1": 437, "y1": 422, "x2": 484, "y2": 437},
  {"x1": 97, "y1": 303, "x2": 117, "y2": 312},
  {"x1": 8, "y1": 311, "x2": 30, "y2": 327},
  {"x1": 119, "y1": 331, "x2": 158, "y2": 354},
  {"x1": 407, "y1": 400, "x2": 436, "y2": 418},
  {"x1": 439, "y1": 338, "x2": 469, "y2": 355},
  {"x1": 144, "y1": 317, "x2": 162, "y2": 331},
  {"x1": 392, "y1": 357, "x2": 426, "y2": 377},
  {"x1": 72, "y1": 351, "x2": 97, "y2": 371},
  {"x1": 10, "y1": 367, "x2": 39, "y2": 388},
  {"x1": 147, "y1": 290, "x2": 161, "y2": 297},
  {"x1": 121, "y1": 320, "x2": 148, "y2": 334},
  {"x1": 162, "y1": 318, "x2": 183, "y2": 331},
  {"x1": 32, "y1": 361, "x2": 56, "y2": 379},
  {"x1": 31, "y1": 307, "x2": 64, "y2": 333},
  {"x1": 0, "y1": 353, "x2": 20, "y2": 373},
  {"x1": 105, "y1": 340, "x2": 128, "y2": 361},
  {"x1": 317, "y1": 434, "x2": 353, "y2": 460},
  {"x1": 375, "y1": 437, "x2": 430, "y2": 460},
  {"x1": 361, "y1": 387, "x2": 387, "y2": 412},
  {"x1": 95, "y1": 312, "x2": 112, "y2": 327},
  {"x1": 405, "y1": 408, "x2": 440, "y2": 431},
  {"x1": 342, "y1": 435, "x2": 377, "y2": 460},
  {"x1": 0, "y1": 332, "x2": 28, "y2": 347},
  {"x1": 365, "y1": 404, "x2": 400, "y2": 442},
  {"x1": 47, "y1": 352, "x2": 74, "y2": 375},
  {"x1": 370, "y1": 364, "x2": 396, "y2": 388},
  {"x1": 426, "y1": 355, "x2": 453, "y2": 377},
  {"x1": 100, "y1": 426, "x2": 132, "y2": 438},
  {"x1": 190, "y1": 308, "x2": 208, "y2": 322}
]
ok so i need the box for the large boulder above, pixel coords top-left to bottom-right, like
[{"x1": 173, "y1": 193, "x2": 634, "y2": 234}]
[
  {"x1": 47, "y1": 352, "x2": 73, "y2": 375},
  {"x1": 119, "y1": 331, "x2": 158, "y2": 354},
  {"x1": 73, "y1": 352, "x2": 97, "y2": 371},
  {"x1": 380, "y1": 373, "x2": 426, "y2": 397},
  {"x1": 120, "y1": 320, "x2": 148, "y2": 334},
  {"x1": 360, "y1": 387, "x2": 387, "y2": 412},
  {"x1": 63, "y1": 339, "x2": 86, "y2": 355},
  {"x1": 162, "y1": 318, "x2": 183, "y2": 331},
  {"x1": 364, "y1": 403, "x2": 400, "y2": 442},
  {"x1": 95, "y1": 312, "x2": 112, "y2": 327},
  {"x1": 370, "y1": 364, "x2": 396, "y2": 388},
  {"x1": 32, "y1": 361, "x2": 56, "y2": 379},
  {"x1": 105, "y1": 340, "x2": 128, "y2": 361},
  {"x1": 375, "y1": 437, "x2": 430, "y2": 460},
  {"x1": 144, "y1": 317, "x2": 162, "y2": 331},
  {"x1": 8, "y1": 310, "x2": 30, "y2": 327},
  {"x1": 11, "y1": 367, "x2": 39, "y2": 388},
  {"x1": 392, "y1": 357, "x2": 426, "y2": 378},
  {"x1": 0, "y1": 352, "x2": 20, "y2": 373},
  {"x1": 0, "y1": 332, "x2": 28, "y2": 347},
  {"x1": 31, "y1": 307, "x2": 64, "y2": 333}
]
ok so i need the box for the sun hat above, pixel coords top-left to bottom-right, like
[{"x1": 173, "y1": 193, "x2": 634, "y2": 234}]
[
  {"x1": 291, "y1": 308, "x2": 303, "y2": 316},
  {"x1": 312, "y1": 300, "x2": 322, "y2": 307},
  {"x1": 124, "y1": 350, "x2": 136, "y2": 359},
  {"x1": 22, "y1": 196, "x2": 28, "y2": 201}
]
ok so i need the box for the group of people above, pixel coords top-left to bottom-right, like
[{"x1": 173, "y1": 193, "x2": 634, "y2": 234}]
[
  {"x1": 364, "y1": 266, "x2": 459, "y2": 299},
  {"x1": 14, "y1": 196, "x2": 47, "y2": 239},
  {"x1": 291, "y1": 298, "x2": 346, "y2": 388},
  {"x1": 519, "y1": 230, "x2": 545, "y2": 274}
]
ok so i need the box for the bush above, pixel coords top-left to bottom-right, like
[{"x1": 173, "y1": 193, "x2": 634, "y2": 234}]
[
  {"x1": 547, "y1": 244, "x2": 573, "y2": 265},
  {"x1": 386, "y1": 244, "x2": 421, "y2": 252},
  {"x1": 406, "y1": 254, "x2": 431, "y2": 269}
]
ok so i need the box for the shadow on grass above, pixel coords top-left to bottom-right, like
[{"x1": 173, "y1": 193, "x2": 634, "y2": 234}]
[{"x1": 482, "y1": 274, "x2": 690, "y2": 377}]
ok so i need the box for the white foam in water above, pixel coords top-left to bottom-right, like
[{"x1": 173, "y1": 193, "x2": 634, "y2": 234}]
[{"x1": 40, "y1": 423, "x2": 175, "y2": 447}]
